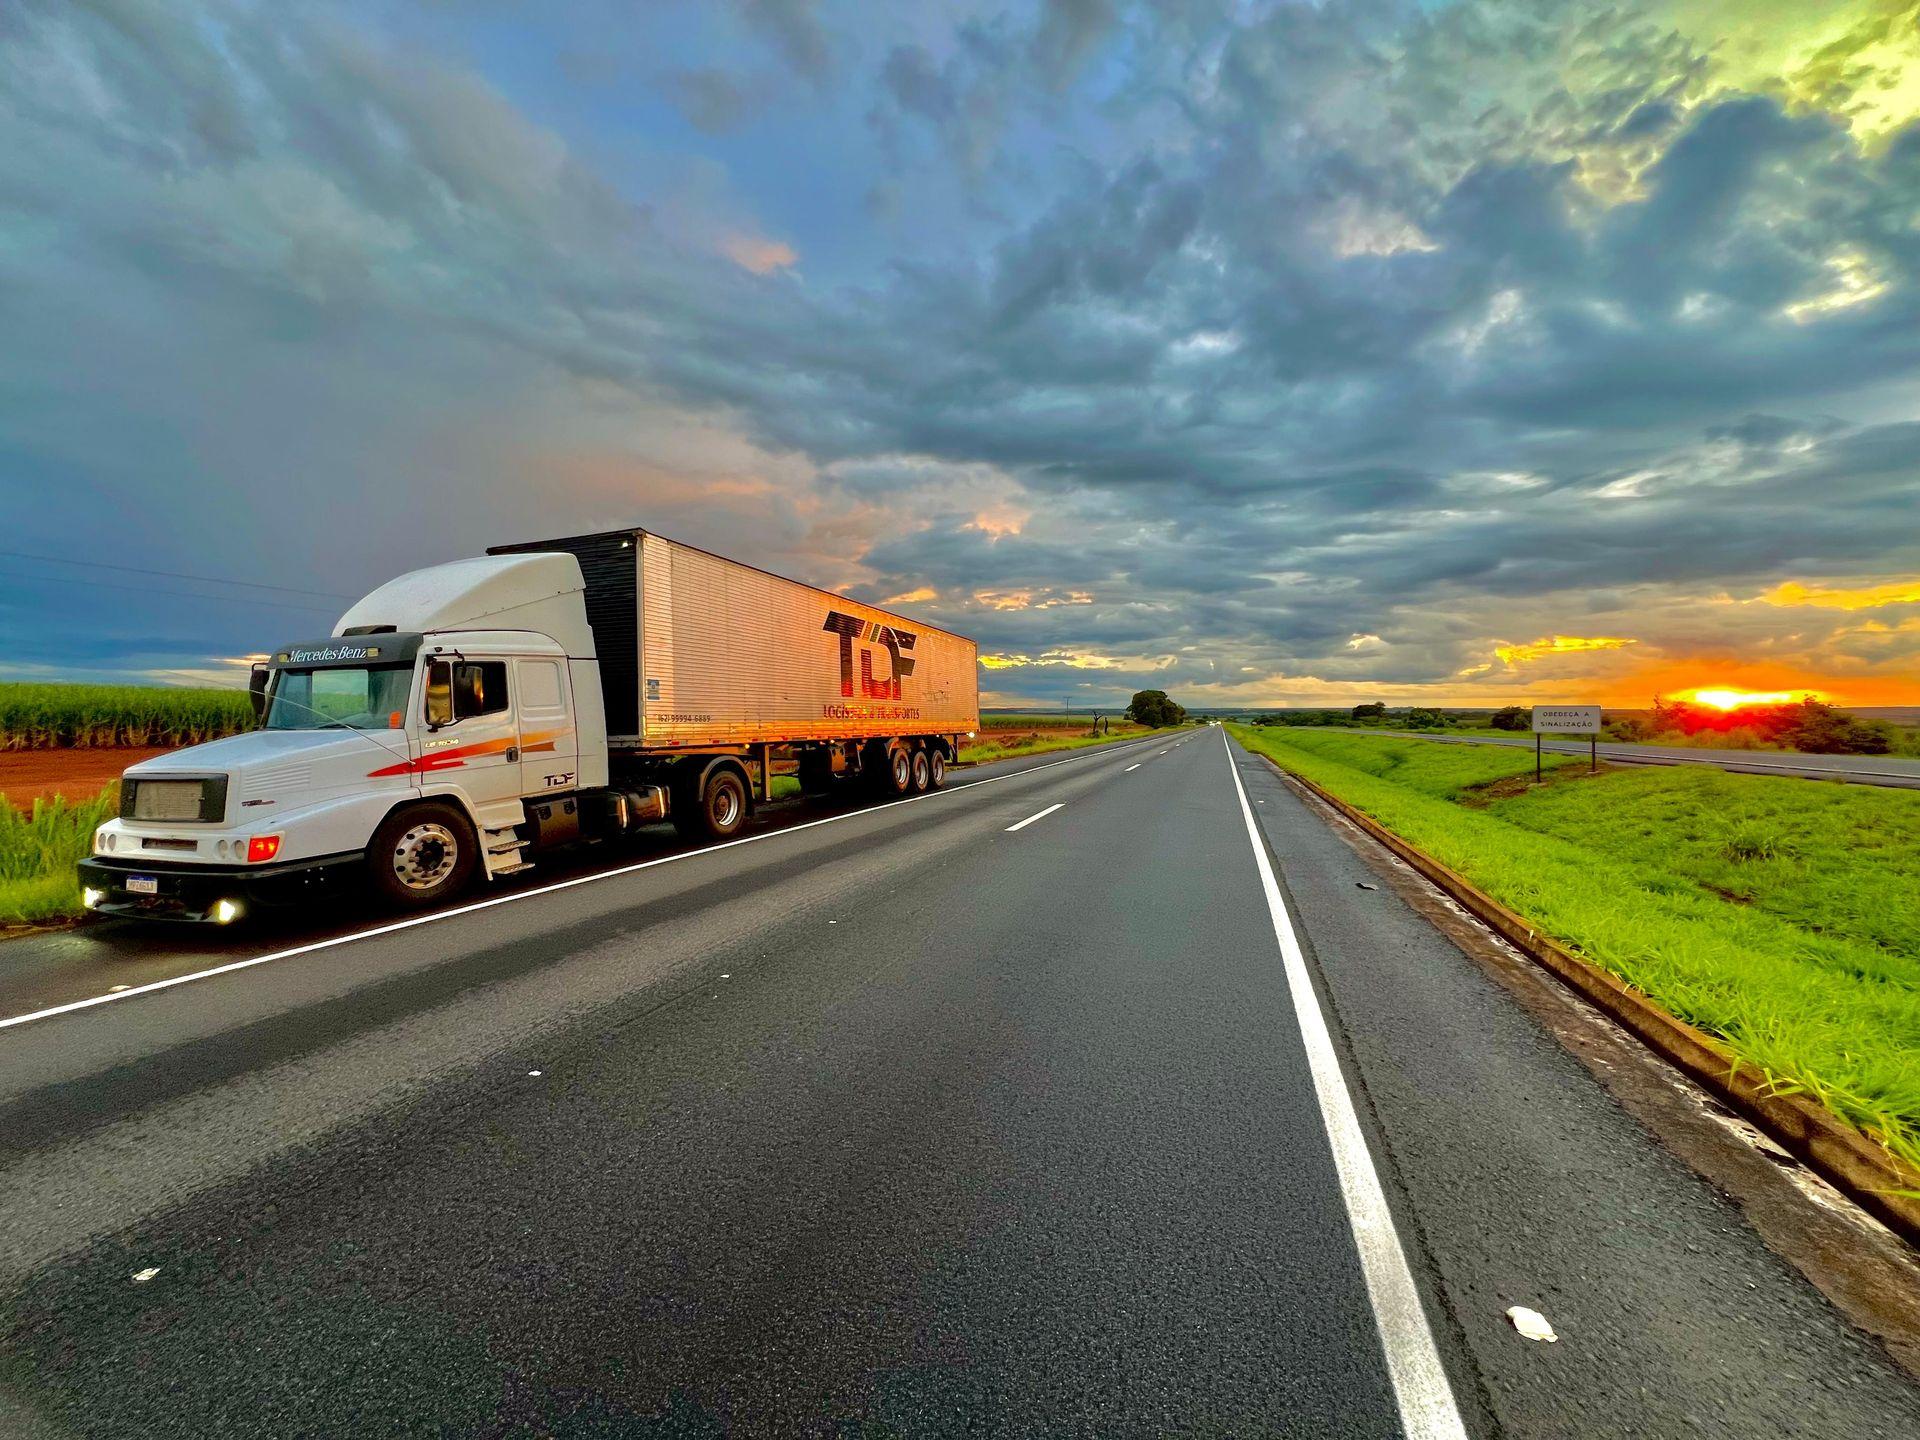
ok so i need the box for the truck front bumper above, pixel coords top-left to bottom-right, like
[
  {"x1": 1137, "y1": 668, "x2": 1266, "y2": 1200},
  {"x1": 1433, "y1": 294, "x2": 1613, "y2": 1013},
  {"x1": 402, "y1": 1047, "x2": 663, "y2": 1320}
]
[{"x1": 77, "y1": 852, "x2": 361, "y2": 923}]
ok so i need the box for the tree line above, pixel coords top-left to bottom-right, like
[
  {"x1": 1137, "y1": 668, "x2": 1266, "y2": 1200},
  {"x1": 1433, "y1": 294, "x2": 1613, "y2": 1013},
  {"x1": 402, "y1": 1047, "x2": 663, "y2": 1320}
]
[{"x1": 1244, "y1": 698, "x2": 1909, "y2": 756}]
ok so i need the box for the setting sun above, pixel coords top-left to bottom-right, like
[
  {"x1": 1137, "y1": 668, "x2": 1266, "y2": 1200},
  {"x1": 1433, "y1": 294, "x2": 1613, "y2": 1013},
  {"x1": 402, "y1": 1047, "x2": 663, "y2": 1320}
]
[{"x1": 1683, "y1": 688, "x2": 1813, "y2": 711}]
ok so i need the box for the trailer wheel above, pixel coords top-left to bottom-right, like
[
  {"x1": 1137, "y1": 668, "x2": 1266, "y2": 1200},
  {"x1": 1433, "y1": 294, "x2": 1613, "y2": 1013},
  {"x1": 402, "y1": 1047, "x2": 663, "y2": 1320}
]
[
  {"x1": 676, "y1": 765, "x2": 749, "y2": 841},
  {"x1": 875, "y1": 742, "x2": 913, "y2": 797},
  {"x1": 927, "y1": 748, "x2": 947, "y2": 790},
  {"x1": 368, "y1": 801, "x2": 477, "y2": 908},
  {"x1": 910, "y1": 748, "x2": 932, "y2": 793}
]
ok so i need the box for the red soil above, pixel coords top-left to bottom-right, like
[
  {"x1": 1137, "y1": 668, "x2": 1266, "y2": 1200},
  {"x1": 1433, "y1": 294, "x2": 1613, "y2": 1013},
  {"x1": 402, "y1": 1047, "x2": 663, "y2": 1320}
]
[{"x1": 0, "y1": 748, "x2": 175, "y2": 811}]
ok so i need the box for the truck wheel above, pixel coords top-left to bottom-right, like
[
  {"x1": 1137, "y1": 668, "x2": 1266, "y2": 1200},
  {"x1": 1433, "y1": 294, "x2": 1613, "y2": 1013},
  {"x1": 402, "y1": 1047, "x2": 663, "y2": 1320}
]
[
  {"x1": 681, "y1": 767, "x2": 749, "y2": 841},
  {"x1": 927, "y1": 748, "x2": 947, "y2": 790},
  {"x1": 368, "y1": 802, "x2": 477, "y2": 908},
  {"x1": 876, "y1": 743, "x2": 913, "y2": 797},
  {"x1": 910, "y1": 748, "x2": 932, "y2": 793}
]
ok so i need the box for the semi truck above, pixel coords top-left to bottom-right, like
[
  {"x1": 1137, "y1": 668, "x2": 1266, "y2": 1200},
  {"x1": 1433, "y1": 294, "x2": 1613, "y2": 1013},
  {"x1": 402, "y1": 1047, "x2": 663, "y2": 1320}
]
[{"x1": 79, "y1": 528, "x2": 979, "y2": 922}]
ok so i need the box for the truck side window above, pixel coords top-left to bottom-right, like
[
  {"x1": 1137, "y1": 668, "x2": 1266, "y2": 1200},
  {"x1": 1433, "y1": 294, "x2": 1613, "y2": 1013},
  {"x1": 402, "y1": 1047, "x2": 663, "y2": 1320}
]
[
  {"x1": 454, "y1": 661, "x2": 509, "y2": 719},
  {"x1": 424, "y1": 661, "x2": 454, "y2": 727}
]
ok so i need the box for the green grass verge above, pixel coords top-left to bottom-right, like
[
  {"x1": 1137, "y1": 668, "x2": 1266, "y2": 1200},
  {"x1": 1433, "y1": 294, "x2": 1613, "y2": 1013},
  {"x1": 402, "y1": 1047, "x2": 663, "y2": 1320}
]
[
  {"x1": 0, "y1": 787, "x2": 116, "y2": 926},
  {"x1": 0, "y1": 682, "x2": 252, "y2": 749},
  {"x1": 1228, "y1": 724, "x2": 1920, "y2": 1171}
]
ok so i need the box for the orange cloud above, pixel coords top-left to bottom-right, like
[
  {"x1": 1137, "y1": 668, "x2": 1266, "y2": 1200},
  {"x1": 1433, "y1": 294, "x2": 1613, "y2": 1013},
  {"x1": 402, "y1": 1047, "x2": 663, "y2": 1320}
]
[
  {"x1": 1758, "y1": 578, "x2": 1920, "y2": 611},
  {"x1": 968, "y1": 505, "x2": 1029, "y2": 537},
  {"x1": 882, "y1": 586, "x2": 936, "y2": 606},
  {"x1": 1492, "y1": 634, "x2": 1636, "y2": 666},
  {"x1": 720, "y1": 233, "x2": 798, "y2": 275}
]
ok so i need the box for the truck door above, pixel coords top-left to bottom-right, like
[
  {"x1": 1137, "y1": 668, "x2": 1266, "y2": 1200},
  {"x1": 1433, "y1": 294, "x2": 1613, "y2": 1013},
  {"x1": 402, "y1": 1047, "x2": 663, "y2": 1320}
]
[
  {"x1": 514, "y1": 657, "x2": 579, "y2": 795},
  {"x1": 423, "y1": 656, "x2": 522, "y2": 820}
]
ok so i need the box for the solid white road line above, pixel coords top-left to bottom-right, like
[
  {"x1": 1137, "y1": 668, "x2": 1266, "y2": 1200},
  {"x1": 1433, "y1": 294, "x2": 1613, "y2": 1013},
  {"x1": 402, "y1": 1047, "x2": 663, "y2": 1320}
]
[
  {"x1": 1123, "y1": 763, "x2": 1142, "y2": 772},
  {"x1": 1004, "y1": 802, "x2": 1064, "y2": 832},
  {"x1": 1221, "y1": 730, "x2": 1468, "y2": 1440},
  {"x1": 0, "y1": 739, "x2": 1153, "y2": 1034}
]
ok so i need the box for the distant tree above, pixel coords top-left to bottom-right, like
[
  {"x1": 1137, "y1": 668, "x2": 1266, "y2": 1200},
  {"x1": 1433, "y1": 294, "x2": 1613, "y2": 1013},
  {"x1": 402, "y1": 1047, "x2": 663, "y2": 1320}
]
[
  {"x1": 1350, "y1": 702, "x2": 1387, "y2": 723},
  {"x1": 1603, "y1": 713, "x2": 1653, "y2": 742},
  {"x1": 1405, "y1": 707, "x2": 1447, "y2": 729},
  {"x1": 1780, "y1": 700, "x2": 1893, "y2": 755},
  {"x1": 1490, "y1": 705, "x2": 1530, "y2": 732},
  {"x1": 1647, "y1": 696, "x2": 1892, "y2": 755},
  {"x1": 1127, "y1": 689, "x2": 1188, "y2": 728}
]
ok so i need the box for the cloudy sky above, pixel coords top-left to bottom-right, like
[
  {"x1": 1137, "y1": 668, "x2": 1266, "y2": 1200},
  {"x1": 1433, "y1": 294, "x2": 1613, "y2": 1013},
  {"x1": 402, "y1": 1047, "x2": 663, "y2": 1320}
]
[{"x1": 3, "y1": 0, "x2": 1919, "y2": 708}]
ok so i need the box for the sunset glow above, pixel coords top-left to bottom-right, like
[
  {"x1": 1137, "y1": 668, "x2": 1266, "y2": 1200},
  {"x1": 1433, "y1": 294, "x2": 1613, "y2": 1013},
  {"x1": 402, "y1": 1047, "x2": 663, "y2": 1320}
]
[{"x1": 1683, "y1": 688, "x2": 1813, "y2": 711}]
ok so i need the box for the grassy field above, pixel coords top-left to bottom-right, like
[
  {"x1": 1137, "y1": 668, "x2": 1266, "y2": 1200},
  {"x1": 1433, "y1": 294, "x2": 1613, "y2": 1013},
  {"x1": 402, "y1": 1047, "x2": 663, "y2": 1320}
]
[
  {"x1": 0, "y1": 788, "x2": 117, "y2": 926},
  {"x1": 962, "y1": 719, "x2": 1152, "y2": 764},
  {"x1": 981, "y1": 711, "x2": 1133, "y2": 729},
  {"x1": 1228, "y1": 724, "x2": 1920, "y2": 1171},
  {"x1": 0, "y1": 682, "x2": 251, "y2": 749}
]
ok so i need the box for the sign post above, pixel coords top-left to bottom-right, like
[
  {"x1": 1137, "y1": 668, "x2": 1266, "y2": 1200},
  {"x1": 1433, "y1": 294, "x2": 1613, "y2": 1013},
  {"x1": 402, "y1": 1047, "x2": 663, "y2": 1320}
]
[{"x1": 1530, "y1": 705, "x2": 1603, "y2": 782}]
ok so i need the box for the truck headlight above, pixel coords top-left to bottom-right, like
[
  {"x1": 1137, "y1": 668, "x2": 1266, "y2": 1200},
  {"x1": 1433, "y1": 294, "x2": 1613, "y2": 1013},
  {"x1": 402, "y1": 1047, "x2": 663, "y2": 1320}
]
[{"x1": 82, "y1": 887, "x2": 104, "y2": 909}]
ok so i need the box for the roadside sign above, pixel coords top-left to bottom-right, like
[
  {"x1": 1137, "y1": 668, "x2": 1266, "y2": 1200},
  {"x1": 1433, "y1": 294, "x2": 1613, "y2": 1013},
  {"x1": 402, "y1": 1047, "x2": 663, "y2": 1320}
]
[
  {"x1": 1532, "y1": 705, "x2": 1601, "y2": 734},
  {"x1": 1529, "y1": 704, "x2": 1602, "y2": 781}
]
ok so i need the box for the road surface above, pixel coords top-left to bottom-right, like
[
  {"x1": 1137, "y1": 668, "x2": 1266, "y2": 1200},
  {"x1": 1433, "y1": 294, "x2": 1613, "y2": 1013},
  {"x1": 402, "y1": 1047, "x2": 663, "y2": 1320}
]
[
  {"x1": 1, "y1": 731, "x2": 1916, "y2": 1437},
  {"x1": 1369, "y1": 729, "x2": 1920, "y2": 788}
]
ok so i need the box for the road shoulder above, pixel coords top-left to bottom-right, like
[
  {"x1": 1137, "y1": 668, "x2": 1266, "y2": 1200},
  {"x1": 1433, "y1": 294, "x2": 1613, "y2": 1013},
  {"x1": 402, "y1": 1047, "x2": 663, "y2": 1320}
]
[{"x1": 1230, "y1": 737, "x2": 1920, "y2": 1439}]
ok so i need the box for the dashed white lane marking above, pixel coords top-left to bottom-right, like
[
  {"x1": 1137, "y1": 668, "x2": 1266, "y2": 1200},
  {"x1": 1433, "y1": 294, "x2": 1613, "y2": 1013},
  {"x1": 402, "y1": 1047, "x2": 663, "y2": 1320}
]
[
  {"x1": 1124, "y1": 763, "x2": 1142, "y2": 772},
  {"x1": 0, "y1": 738, "x2": 1155, "y2": 1033},
  {"x1": 1221, "y1": 730, "x2": 1468, "y2": 1440},
  {"x1": 1004, "y1": 803, "x2": 1064, "y2": 832}
]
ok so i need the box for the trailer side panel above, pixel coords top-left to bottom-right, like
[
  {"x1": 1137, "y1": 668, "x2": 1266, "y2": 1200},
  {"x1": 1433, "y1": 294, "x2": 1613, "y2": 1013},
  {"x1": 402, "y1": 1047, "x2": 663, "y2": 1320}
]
[{"x1": 639, "y1": 533, "x2": 977, "y2": 747}]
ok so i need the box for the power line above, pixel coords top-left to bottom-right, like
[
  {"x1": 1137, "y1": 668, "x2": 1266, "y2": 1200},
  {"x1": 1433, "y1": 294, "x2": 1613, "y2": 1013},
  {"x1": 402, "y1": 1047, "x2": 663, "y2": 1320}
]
[
  {"x1": 0, "y1": 568, "x2": 341, "y2": 617},
  {"x1": 0, "y1": 549, "x2": 357, "y2": 601}
]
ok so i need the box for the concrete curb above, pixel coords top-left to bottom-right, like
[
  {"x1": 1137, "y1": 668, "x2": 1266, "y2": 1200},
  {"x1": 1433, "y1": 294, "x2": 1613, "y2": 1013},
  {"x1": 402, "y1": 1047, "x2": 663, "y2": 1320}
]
[{"x1": 1253, "y1": 752, "x2": 1920, "y2": 1247}]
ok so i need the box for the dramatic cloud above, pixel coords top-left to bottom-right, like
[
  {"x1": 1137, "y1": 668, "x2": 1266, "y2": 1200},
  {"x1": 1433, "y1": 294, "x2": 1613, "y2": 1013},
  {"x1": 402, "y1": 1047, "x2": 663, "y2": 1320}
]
[{"x1": 2, "y1": 0, "x2": 1917, "y2": 706}]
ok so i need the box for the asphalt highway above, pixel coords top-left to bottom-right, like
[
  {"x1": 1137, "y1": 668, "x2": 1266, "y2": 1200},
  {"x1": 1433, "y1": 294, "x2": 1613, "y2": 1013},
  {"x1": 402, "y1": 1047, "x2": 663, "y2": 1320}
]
[
  {"x1": 1370, "y1": 729, "x2": 1920, "y2": 788},
  {"x1": 2, "y1": 731, "x2": 1917, "y2": 1437}
]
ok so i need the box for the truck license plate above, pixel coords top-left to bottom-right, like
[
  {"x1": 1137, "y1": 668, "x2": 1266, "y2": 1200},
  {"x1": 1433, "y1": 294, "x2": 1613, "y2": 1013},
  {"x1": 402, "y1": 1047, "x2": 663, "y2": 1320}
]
[{"x1": 126, "y1": 876, "x2": 159, "y2": 895}]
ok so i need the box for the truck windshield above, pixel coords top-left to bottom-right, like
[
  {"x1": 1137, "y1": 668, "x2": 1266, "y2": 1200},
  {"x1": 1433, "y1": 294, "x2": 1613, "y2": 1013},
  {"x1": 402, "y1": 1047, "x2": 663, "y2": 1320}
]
[{"x1": 265, "y1": 665, "x2": 415, "y2": 731}]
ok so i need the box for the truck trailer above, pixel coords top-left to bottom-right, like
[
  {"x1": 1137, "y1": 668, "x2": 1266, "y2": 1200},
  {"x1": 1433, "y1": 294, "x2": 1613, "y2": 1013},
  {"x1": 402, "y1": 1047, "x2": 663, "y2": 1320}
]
[{"x1": 79, "y1": 528, "x2": 979, "y2": 922}]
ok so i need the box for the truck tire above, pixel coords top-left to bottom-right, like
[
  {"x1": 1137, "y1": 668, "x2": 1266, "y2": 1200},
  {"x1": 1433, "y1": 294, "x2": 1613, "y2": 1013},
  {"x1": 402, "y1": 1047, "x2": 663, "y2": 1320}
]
[
  {"x1": 874, "y1": 742, "x2": 913, "y2": 797},
  {"x1": 367, "y1": 801, "x2": 478, "y2": 909},
  {"x1": 676, "y1": 765, "x2": 749, "y2": 841},
  {"x1": 927, "y1": 748, "x2": 947, "y2": 789},
  {"x1": 910, "y1": 748, "x2": 932, "y2": 793}
]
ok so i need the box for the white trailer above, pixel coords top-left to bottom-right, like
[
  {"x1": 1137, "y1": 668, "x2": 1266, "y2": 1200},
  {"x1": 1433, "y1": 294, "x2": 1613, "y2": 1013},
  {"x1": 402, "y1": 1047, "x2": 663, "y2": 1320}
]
[{"x1": 81, "y1": 529, "x2": 978, "y2": 922}]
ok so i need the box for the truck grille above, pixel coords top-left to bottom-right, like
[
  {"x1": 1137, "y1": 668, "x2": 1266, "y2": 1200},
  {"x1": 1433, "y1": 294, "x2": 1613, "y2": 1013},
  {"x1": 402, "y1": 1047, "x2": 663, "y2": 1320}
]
[{"x1": 121, "y1": 776, "x2": 229, "y2": 824}]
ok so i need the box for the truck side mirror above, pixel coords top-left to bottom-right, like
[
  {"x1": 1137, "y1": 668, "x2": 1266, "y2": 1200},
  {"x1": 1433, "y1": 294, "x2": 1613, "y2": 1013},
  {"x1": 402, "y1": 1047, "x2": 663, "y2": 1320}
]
[
  {"x1": 248, "y1": 663, "x2": 270, "y2": 722},
  {"x1": 424, "y1": 660, "x2": 454, "y2": 729}
]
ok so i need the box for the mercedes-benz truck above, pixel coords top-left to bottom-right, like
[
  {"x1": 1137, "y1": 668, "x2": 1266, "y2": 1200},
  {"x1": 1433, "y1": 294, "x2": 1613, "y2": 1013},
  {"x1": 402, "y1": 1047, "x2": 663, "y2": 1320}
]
[{"x1": 80, "y1": 528, "x2": 979, "y2": 921}]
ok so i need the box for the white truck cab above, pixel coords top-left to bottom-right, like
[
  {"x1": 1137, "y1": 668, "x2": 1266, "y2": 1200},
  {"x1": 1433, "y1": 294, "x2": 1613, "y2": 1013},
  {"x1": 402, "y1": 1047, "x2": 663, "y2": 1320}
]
[{"x1": 81, "y1": 554, "x2": 610, "y2": 921}]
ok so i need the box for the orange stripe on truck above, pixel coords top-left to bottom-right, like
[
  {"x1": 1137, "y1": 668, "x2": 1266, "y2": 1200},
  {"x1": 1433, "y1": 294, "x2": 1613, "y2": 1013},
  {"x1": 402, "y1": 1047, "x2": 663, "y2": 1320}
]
[{"x1": 366, "y1": 729, "x2": 570, "y2": 778}]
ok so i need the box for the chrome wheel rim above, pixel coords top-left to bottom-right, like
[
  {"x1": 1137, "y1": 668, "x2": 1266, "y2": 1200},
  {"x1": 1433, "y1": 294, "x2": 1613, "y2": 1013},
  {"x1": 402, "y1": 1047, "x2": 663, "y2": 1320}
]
[
  {"x1": 392, "y1": 822, "x2": 458, "y2": 891},
  {"x1": 930, "y1": 753, "x2": 945, "y2": 784},
  {"x1": 712, "y1": 785, "x2": 742, "y2": 828}
]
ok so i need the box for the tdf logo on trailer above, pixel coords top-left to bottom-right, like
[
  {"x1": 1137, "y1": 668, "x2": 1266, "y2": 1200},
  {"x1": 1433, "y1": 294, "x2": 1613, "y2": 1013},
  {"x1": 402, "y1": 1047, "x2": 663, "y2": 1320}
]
[{"x1": 823, "y1": 611, "x2": 916, "y2": 699}]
